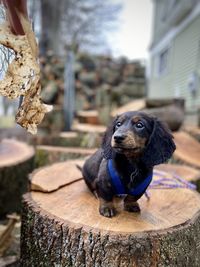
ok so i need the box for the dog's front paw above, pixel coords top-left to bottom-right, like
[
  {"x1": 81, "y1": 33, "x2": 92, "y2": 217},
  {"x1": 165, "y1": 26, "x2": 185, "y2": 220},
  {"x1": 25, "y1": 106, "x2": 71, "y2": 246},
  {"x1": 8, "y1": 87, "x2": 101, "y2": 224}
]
[
  {"x1": 99, "y1": 206, "x2": 116, "y2": 218},
  {"x1": 124, "y1": 202, "x2": 141, "y2": 213}
]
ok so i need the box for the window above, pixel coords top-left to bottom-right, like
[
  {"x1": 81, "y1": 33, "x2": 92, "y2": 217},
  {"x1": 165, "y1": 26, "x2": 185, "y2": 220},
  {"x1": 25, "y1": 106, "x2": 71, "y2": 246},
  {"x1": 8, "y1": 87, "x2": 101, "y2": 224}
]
[{"x1": 158, "y1": 48, "x2": 169, "y2": 76}]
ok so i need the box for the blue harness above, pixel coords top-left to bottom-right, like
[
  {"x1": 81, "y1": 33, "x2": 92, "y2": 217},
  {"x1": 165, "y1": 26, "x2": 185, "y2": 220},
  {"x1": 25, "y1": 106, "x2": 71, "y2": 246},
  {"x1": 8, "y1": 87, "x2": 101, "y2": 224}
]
[{"x1": 108, "y1": 159, "x2": 153, "y2": 196}]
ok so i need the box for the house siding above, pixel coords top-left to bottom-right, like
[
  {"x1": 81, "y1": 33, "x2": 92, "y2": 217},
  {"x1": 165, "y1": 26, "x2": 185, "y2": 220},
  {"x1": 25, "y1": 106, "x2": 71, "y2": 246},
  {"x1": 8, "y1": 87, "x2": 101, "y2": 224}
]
[{"x1": 148, "y1": 14, "x2": 200, "y2": 111}]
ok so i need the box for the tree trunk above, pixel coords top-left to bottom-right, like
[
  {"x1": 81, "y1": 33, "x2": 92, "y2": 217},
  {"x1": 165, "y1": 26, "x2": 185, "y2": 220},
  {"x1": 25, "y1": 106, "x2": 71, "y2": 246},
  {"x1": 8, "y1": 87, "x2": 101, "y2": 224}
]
[
  {"x1": 0, "y1": 139, "x2": 35, "y2": 217},
  {"x1": 21, "y1": 160, "x2": 200, "y2": 267},
  {"x1": 39, "y1": 0, "x2": 65, "y2": 56}
]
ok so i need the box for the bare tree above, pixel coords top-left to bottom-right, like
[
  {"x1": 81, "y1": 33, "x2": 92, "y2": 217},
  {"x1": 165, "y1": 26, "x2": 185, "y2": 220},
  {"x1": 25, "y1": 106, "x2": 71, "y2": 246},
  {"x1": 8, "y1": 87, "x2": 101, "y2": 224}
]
[{"x1": 31, "y1": 0, "x2": 121, "y2": 56}]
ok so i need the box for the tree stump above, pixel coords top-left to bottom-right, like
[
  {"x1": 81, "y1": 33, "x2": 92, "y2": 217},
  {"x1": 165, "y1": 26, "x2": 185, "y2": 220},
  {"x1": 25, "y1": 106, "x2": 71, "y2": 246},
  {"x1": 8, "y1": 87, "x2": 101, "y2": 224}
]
[
  {"x1": 72, "y1": 123, "x2": 106, "y2": 134},
  {"x1": 173, "y1": 132, "x2": 200, "y2": 168},
  {"x1": 77, "y1": 110, "x2": 100, "y2": 125},
  {"x1": 35, "y1": 145, "x2": 95, "y2": 167},
  {"x1": 30, "y1": 131, "x2": 80, "y2": 146},
  {"x1": 21, "y1": 160, "x2": 200, "y2": 267},
  {"x1": 0, "y1": 139, "x2": 35, "y2": 217}
]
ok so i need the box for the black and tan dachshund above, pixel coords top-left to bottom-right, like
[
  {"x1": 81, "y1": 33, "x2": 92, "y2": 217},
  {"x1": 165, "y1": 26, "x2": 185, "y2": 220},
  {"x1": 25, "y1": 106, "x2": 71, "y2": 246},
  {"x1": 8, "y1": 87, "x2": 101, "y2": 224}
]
[{"x1": 82, "y1": 111, "x2": 176, "y2": 218}]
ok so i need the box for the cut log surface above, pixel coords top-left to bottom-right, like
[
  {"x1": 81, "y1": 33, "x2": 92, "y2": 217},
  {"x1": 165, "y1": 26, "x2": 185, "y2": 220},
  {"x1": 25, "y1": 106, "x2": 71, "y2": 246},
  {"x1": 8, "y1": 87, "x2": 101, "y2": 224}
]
[
  {"x1": 21, "y1": 160, "x2": 200, "y2": 267},
  {"x1": 30, "y1": 160, "x2": 84, "y2": 192},
  {"x1": 174, "y1": 131, "x2": 200, "y2": 168},
  {"x1": 183, "y1": 126, "x2": 200, "y2": 141},
  {"x1": 77, "y1": 110, "x2": 100, "y2": 125},
  {"x1": 111, "y1": 99, "x2": 146, "y2": 117},
  {"x1": 59, "y1": 131, "x2": 79, "y2": 139},
  {"x1": 0, "y1": 139, "x2": 34, "y2": 167},
  {"x1": 72, "y1": 123, "x2": 106, "y2": 133},
  {"x1": 0, "y1": 139, "x2": 35, "y2": 217}
]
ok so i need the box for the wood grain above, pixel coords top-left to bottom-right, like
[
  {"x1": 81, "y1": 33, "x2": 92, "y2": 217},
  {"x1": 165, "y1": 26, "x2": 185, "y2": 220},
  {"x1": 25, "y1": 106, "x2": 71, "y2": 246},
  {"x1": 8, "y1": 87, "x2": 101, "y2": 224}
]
[
  {"x1": 0, "y1": 139, "x2": 34, "y2": 168},
  {"x1": 22, "y1": 160, "x2": 200, "y2": 266},
  {"x1": 174, "y1": 131, "x2": 200, "y2": 168}
]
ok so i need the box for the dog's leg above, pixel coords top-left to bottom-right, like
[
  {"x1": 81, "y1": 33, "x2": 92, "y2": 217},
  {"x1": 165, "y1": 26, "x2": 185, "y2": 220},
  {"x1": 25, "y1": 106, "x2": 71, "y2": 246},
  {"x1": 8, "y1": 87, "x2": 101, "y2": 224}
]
[
  {"x1": 124, "y1": 195, "x2": 141, "y2": 212},
  {"x1": 99, "y1": 198, "x2": 116, "y2": 218}
]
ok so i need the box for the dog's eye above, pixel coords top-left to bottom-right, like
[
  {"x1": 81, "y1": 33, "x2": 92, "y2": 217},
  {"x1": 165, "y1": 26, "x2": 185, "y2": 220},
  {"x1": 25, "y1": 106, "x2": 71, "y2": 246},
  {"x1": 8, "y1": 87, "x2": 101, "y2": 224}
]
[
  {"x1": 135, "y1": 122, "x2": 144, "y2": 129},
  {"x1": 116, "y1": 122, "x2": 121, "y2": 128}
]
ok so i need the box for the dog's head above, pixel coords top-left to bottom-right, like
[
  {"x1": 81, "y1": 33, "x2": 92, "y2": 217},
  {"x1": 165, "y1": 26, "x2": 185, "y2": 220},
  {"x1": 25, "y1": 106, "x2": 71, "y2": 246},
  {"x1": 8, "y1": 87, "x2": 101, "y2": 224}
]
[{"x1": 102, "y1": 111, "x2": 176, "y2": 166}]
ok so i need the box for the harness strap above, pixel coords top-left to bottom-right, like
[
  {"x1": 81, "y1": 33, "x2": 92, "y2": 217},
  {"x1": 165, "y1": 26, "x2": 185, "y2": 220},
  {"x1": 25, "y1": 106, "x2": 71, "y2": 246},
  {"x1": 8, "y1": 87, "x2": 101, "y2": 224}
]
[
  {"x1": 108, "y1": 159, "x2": 152, "y2": 196},
  {"x1": 108, "y1": 159, "x2": 126, "y2": 194}
]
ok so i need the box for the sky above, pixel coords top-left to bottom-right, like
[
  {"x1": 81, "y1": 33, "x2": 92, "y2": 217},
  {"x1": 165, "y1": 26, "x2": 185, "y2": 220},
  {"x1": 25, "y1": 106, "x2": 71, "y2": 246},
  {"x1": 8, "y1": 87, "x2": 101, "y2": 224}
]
[{"x1": 109, "y1": 0, "x2": 153, "y2": 61}]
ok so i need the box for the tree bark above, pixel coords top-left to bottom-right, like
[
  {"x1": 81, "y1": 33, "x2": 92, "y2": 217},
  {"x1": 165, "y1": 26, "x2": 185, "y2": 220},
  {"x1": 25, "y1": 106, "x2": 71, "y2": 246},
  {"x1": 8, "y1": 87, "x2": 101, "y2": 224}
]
[
  {"x1": 21, "y1": 160, "x2": 200, "y2": 267},
  {"x1": 0, "y1": 139, "x2": 35, "y2": 217},
  {"x1": 39, "y1": 0, "x2": 65, "y2": 56},
  {"x1": 35, "y1": 145, "x2": 95, "y2": 167}
]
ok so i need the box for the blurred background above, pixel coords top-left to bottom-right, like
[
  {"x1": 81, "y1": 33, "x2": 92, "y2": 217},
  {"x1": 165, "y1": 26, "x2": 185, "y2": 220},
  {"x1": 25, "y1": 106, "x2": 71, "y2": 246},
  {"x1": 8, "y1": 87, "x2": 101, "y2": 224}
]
[
  {"x1": 1, "y1": 0, "x2": 199, "y2": 138},
  {"x1": 1, "y1": 0, "x2": 200, "y2": 139},
  {"x1": 1, "y1": 1, "x2": 200, "y2": 265}
]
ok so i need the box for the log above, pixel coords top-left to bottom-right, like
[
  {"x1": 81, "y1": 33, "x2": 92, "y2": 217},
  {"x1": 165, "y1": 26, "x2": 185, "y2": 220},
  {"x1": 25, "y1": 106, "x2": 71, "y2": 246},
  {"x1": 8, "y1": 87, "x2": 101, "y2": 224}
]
[
  {"x1": 53, "y1": 132, "x2": 82, "y2": 147},
  {"x1": 72, "y1": 122, "x2": 106, "y2": 134},
  {"x1": 111, "y1": 99, "x2": 146, "y2": 117},
  {"x1": 35, "y1": 145, "x2": 95, "y2": 167},
  {"x1": 143, "y1": 105, "x2": 184, "y2": 131},
  {"x1": 30, "y1": 131, "x2": 80, "y2": 146},
  {"x1": 183, "y1": 126, "x2": 200, "y2": 141},
  {"x1": 21, "y1": 160, "x2": 200, "y2": 266},
  {"x1": 77, "y1": 110, "x2": 100, "y2": 125},
  {"x1": 146, "y1": 98, "x2": 185, "y2": 109},
  {"x1": 173, "y1": 132, "x2": 200, "y2": 168},
  {"x1": 0, "y1": 139, "x2": 35, "y2": 217}
]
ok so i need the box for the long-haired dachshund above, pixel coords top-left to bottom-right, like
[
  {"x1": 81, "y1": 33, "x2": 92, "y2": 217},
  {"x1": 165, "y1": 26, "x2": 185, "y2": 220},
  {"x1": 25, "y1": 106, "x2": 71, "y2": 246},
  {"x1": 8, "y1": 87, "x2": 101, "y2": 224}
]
[{"x1": 82, "y1": 111, "x2": 176, "y2": 218}]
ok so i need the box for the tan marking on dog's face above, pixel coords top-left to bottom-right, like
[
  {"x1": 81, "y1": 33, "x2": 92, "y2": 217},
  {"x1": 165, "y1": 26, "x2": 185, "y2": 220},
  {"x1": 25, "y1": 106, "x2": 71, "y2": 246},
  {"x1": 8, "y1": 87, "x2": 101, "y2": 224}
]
[
  {"x1": 111, "y1": 130, "x2": 147, "y2": 149},
  {"x1": 111, "y1": 136, "x2": 115, "y2": 147},
  {"x1": 123, "y1": 130, "x2": 146, "y2": 148},
  {"x1": 132, "y1": 116, "x2": 141, "y2": 123}
]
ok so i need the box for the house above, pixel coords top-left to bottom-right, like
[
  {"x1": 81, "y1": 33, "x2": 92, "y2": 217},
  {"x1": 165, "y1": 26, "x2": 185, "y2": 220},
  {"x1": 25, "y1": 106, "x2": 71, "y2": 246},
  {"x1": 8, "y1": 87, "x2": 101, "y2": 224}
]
[{"x1": 148, "y1": 0, "x2": 200, "y2": 113}]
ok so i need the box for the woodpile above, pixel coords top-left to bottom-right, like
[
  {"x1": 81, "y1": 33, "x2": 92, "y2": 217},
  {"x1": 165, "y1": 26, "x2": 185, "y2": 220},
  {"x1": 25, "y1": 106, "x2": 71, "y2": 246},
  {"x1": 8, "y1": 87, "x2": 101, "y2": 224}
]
[{"x1": 39, "y1": 54, "x2": 146, "y2": 133}]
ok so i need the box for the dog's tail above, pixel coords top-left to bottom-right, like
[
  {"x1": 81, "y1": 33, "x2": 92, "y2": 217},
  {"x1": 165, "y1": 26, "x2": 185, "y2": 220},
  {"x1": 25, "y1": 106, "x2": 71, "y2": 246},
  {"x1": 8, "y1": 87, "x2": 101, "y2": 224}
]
[
  {"x1": 76, "y1": 164, "x2": 97, "y2": 198},
  {"x1": 76, "y1": 164, "x2": 82, "y2": 173}
]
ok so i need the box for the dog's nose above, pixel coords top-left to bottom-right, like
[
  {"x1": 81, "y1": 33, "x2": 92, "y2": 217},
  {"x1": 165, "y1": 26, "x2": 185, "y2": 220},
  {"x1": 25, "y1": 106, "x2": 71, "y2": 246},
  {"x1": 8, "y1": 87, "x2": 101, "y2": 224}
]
[{"x1": 114, "y1": 134, "x2": 126, "y2": 143}]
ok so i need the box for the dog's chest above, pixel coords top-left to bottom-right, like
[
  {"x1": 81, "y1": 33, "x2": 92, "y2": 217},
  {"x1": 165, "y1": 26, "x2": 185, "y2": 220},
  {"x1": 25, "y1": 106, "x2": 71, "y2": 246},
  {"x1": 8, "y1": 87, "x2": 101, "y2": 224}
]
[{"x1": 108, "y1": 159, "x2": 152, "y2": 196}]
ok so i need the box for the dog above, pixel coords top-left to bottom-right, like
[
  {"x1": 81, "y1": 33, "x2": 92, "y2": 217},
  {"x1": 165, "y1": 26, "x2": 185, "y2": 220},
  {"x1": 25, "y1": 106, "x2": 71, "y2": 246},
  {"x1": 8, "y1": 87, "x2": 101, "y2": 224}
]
[{"x1": 82, "y1": 111, "x2": 176, "y2": 218}]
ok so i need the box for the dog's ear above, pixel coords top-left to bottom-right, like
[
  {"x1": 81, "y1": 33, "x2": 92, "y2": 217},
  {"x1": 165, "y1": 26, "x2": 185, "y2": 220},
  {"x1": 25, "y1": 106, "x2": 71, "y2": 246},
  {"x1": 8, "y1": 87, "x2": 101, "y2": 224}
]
[
  {"x1": 102, "y1": 116, "x2": 118, "y2": 159},
  {"x1": 141, "y1": 118, "x2": 176, "y2": 166}
]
